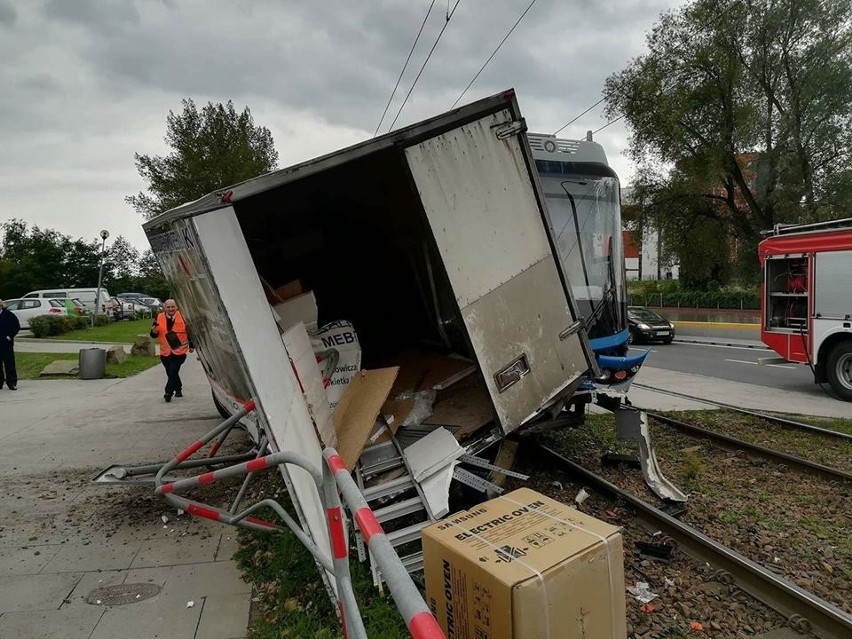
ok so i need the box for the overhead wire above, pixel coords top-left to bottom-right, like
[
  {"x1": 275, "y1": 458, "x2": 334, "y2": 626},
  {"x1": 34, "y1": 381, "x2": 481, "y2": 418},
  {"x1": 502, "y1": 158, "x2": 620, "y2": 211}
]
[
  {"x1": 552, "y1": 0, "x2": 747, "y2": 137},
  {"x1": 451, "y1": 0, "x2": 540, "y2": 109},
  {"x1": 387, "y1": 0, "x2": 463, "y2": 132},
  {"x1": 553, "y1": 98, "x2": 604, "y2": 135},
  {"x1": 373, "y1": 0, "x2": 437, "y2": 137}
]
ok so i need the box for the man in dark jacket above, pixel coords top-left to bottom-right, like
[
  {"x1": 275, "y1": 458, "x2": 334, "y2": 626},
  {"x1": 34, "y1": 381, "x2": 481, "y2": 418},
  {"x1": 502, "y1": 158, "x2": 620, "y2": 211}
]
[{"x1": 0, "y1": 299, "x2": 21, "y2": 390}]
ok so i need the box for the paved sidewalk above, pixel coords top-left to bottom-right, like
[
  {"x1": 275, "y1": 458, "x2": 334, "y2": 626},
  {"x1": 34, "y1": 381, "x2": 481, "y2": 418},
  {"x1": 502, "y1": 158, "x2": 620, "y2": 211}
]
[{"x1": 0, "y1": 360, "x2": 251, "y2": 639}]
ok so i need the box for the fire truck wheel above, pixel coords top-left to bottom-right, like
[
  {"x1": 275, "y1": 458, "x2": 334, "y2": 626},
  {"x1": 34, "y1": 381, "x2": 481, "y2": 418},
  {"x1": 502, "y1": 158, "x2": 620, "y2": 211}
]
[{"x1": 826, "y1": 341, "x2": 852, "y2": 401}]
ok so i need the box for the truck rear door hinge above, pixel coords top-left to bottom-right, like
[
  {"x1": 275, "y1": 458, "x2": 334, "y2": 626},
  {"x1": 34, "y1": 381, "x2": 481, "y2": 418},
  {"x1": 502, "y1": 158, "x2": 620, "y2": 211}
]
[{"x1": 492, "y1": 118, "x2": 527, "y2": 139}]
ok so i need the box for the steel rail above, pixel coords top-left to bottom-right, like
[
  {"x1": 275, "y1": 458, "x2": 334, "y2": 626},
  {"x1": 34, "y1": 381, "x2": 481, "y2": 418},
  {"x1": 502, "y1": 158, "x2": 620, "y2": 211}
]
[
  {"x1": 632, "y1": 383, "x2": 852, "y2": 441},
  {"x1": 646, "y1": 412, "x2": 852, "y2": 483},
  {"x1": 536, "y1": 443, "x2": 852, "y2": 639}
]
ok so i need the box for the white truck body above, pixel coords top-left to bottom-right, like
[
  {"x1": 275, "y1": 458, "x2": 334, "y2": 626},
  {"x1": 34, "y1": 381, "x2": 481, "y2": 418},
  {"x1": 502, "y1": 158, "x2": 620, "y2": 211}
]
[{"x1": 142, "y1": 90, "x2": 597, "y2": 577}]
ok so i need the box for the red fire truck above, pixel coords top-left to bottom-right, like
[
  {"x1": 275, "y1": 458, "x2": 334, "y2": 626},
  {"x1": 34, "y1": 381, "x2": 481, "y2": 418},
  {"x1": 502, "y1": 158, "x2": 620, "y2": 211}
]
[{"x1": 759, "y1": 217, "x2": 852, "y2": 401}]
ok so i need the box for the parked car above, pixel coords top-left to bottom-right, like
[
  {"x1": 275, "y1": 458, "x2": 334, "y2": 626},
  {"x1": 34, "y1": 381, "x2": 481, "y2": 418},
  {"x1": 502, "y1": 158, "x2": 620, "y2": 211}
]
[
  {"x1": 137, "y1": 296, "x2": 163, "y2": 312},
  {"x1": 107, "y1": 296, "x2": 138, "y2": 321},
  {"x1": 23, "y1": 288, "x2": 111, "y2": 314},
  {"x1": 64, "y1": 298, "x2": 86, "y2": 316},
  {"x1": 627, "y1": 306, "x2": 675, "y2": 344},
  {"x1": 119, "y1": 293, "x2": 161, "y2": 314},
  {"x1": 4, "y1": 298, "x2": 68, "y2": 329}
]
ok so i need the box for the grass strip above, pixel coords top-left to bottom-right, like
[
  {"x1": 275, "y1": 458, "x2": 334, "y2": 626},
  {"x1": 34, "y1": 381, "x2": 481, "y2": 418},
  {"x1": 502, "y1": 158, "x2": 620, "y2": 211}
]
[{"x1": 15, "y1": 352, "x2": 159, "y2": 380}]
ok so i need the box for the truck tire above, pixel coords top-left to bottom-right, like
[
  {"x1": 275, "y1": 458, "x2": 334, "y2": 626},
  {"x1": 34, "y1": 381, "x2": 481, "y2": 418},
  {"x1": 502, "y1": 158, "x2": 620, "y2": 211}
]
[
  {"x1": 212, "y1": 390, "x2": 231, "y2": 419},
  {"x1": 825, "y1": 341, "x2": 852, "y2": 402}
]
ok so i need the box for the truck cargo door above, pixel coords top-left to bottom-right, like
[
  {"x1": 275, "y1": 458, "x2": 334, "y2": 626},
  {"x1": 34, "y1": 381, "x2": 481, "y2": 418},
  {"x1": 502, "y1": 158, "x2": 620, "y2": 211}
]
[{"x1": 405, "y1": 110, "x2": 594, "y2": 432}]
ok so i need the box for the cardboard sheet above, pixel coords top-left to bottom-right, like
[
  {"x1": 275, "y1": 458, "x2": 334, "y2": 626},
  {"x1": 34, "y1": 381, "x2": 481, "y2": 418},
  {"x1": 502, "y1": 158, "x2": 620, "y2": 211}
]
[
  {"x1": 427, "y1": 373, "x2": 494, "y2": 438},
  {"x1": 333, "y1": 367, "x2": 399, "y2": 470},
  {"x1": 381, "y1": 350, "x2": 474, "y2": 428}
]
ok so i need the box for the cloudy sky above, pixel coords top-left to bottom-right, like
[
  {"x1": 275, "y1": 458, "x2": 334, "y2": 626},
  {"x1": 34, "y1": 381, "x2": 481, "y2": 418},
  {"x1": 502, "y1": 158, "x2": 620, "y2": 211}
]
[{"x1": 0, "y1": 0, "x2": 684, "y2": 251}]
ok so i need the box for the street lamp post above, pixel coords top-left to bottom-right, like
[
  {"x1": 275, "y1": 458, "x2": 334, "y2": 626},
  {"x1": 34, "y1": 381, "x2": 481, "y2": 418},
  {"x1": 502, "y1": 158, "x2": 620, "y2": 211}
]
[{"x1": 92, "y1": 229, "x2": 110, "y2": 327}]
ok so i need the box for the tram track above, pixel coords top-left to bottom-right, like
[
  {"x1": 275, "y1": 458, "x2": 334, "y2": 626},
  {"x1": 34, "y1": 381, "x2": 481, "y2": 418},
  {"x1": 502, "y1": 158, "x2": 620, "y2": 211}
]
[
  {"x1": 534, "y1": 442, "x2": 852, "y2": 639},
  {"x1": 632, "y1": 383, "x2": 852, "y2": 442},
  {"x1": 645, "y1": 411, "x2": 852, "y2": 484}
]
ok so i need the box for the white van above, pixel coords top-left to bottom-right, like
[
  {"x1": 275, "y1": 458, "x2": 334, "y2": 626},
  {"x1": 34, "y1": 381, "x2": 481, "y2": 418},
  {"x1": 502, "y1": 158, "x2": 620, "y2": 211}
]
[{"x1": 23, "y1": 288, "x2": 111, "y2": 313}]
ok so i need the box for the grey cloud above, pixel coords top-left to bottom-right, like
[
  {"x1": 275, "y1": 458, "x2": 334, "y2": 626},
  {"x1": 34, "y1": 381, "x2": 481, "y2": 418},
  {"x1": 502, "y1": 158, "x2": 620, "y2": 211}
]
[
  {"x1": 43, "y1": 0, "x2": 140, "y2": 32},
  {"x1": 0, "y1": 0, "x2": 16, "y2": 25}
]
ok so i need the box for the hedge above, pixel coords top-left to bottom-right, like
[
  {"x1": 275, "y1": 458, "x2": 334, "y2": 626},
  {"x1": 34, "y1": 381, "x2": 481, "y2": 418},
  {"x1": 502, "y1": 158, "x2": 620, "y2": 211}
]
[
  {"x1": 28, "y1": 314, "x2": 91, "y2": 338},
  {"x1": 627, "y1": 290, "x2": 760, "y2": 309}
]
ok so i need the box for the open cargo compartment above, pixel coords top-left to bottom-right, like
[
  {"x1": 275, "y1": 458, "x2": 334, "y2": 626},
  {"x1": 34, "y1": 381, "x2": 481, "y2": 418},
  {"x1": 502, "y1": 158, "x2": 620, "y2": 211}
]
[
  {"x1": 141, "y1": 89, "x2": 597, "y2": 595},
  {"x1": 230, "y1": 100, "x2": 594, "y2": 442}
]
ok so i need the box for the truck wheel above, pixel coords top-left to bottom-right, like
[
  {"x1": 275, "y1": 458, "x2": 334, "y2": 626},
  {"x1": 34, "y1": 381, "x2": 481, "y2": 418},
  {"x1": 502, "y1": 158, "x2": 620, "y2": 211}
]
[
  {"x1": 212, "y1": 391, "x2": 231, "y2": 419},
  {"x1": 826, "y1": 341, "x2": 852, "y2": 401}
]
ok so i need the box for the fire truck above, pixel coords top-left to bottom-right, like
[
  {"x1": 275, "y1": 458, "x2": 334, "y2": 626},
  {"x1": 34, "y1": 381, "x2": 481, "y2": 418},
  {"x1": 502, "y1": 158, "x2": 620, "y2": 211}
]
[{"x1": 758, "y1": 217, "x2": 852, "y2": 401}]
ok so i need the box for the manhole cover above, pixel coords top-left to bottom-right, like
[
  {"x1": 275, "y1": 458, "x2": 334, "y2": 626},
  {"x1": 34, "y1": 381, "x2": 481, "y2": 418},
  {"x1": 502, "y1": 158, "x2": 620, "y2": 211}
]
[{"x1": 85, "y1": 583, "x2": 161, "y2": 606}]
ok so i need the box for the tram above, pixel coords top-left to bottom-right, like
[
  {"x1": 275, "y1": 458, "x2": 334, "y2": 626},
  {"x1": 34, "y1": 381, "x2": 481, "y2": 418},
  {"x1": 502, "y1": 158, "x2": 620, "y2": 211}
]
[{"x1": 529, "y1": 132, "x2": 648, "y2": 394}]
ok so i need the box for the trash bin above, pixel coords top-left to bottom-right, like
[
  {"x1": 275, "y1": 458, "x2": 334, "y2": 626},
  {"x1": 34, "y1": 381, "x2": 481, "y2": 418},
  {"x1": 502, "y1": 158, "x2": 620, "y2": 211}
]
[{"x1": 79, "y1": 347, "x2": 107, "y2": 380}]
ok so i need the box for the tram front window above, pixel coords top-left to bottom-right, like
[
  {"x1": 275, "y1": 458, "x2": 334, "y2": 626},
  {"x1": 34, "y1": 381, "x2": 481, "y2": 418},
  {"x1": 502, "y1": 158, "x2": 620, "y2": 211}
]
[{"x1": 536, "y1": 163, "x2": 625, "y2": 339}]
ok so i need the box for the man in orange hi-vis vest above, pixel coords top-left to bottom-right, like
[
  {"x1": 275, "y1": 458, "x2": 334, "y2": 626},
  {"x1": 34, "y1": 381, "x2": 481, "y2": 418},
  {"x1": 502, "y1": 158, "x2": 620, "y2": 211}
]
[{"x1": 150, "y1": 298, "x2": 194, "y2": 402}]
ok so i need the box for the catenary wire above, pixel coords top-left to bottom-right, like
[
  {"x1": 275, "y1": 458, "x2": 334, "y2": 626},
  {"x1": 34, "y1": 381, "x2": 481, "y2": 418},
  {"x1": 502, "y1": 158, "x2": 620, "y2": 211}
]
[
  {"x1": 552, "y1": 0, "x2": 746, "y2": 136},
  {"x1": 451, "y1": 0, "x2": 541, "y2": 109},
  {"x1": 387, "y1": 0, "x2": 463, "y2": 132},
  {"x1": 374, "y1": 0, "x2": 437, "y2": 137}
]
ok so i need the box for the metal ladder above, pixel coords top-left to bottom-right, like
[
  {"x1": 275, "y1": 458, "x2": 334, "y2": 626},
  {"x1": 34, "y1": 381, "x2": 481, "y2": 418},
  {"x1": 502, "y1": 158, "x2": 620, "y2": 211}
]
[{"x1": 355, "y1": 436, "x2": 435, "y2": 585}]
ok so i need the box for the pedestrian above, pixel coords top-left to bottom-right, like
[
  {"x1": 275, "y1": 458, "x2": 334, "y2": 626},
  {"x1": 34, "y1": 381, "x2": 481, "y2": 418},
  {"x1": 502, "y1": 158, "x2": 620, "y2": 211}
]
[
  {"x1": 0, "y1": 298, "x2": 20, "y2": 391},
  {"x1": 150, "y1": 298, "x2": 194, "y2": 402}
]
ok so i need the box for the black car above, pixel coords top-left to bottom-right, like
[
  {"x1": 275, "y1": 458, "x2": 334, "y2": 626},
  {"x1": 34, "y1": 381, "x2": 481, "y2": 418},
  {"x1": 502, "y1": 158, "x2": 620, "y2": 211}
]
[{"x1": 627, "y1": 306, "x2": 675, "y2": 344}]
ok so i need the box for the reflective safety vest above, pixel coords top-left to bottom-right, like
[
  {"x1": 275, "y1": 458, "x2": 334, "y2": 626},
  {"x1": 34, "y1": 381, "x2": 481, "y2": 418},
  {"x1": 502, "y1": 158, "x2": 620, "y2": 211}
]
[{"x1": 154, "y1": 311, "x2": 190, "y2": 357}]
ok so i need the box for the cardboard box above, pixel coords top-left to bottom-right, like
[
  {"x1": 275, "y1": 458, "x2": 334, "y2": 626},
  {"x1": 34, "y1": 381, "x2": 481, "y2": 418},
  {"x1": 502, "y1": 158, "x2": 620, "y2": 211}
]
[
  {"x1": 272, "y1": 290, "x2": 318, "y2": 332},
  {"x1": 423, "y1": 487, "x2": 626, "y2": 639}
]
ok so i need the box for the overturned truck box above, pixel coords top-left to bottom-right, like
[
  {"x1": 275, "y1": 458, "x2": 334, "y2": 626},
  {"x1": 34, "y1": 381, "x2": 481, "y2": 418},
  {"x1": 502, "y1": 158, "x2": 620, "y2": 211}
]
[{"x1": 142, "y1": 89, "x2": 597, "y2": 586}]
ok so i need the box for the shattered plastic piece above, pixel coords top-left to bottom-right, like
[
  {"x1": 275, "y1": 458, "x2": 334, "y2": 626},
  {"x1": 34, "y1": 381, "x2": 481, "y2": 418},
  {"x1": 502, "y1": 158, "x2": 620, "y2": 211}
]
[
  {"x1": 186, "y1": 600, "x2": 195, "y2": 608},
  {"x1": 640, "y1": 603, "x2": 657, "y2": 613},
  {"x1": 689, "y1": 621, "x2": 704, "y2": 631},
  {"x1": 626, "y1": 582, "x2": 658, "y2": 604},
  {"x1": 161, "y1": 515, "x2": 169, "y2": 524},
  {"x1": 550, "y1": 481, "x2": 563, "y2": 490},
  {"x1": 574, "y1": 488, "x2": 590, "y2": 505},
  {"x1": 177, "y1": 509, "x2": 185, "y2": 516},
  {"x1": 664, "y1": 577, "x2": 676, "y2": 588}
]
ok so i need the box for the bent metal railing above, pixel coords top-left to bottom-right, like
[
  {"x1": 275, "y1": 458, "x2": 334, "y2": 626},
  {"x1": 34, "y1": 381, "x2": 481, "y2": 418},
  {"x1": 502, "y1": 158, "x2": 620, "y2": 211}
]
[{"x1": 153, "y1": 400, "x2": 445, "y2": 639}]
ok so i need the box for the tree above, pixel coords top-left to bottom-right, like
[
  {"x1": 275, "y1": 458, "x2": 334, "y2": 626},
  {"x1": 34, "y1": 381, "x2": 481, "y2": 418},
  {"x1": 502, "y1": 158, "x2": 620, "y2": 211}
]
[
  {"x1": 605, "y1": 0, "x2": 852, "y2": 283},
  {"x1": 0, "y1": 220, "x2": 101, "y2": 298},
  {"x1": 104, "y1": 235, "x2": 140, "y2": 292},
  {"x1": 127, "y1": 99, "x2": 279, "y2": 219}
]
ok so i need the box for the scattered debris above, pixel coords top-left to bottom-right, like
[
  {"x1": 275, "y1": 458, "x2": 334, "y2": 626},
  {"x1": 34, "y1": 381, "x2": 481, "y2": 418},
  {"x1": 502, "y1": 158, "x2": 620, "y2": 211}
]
[
  {"x1": 161, "y1": 515, "x2": 169, "y2": 524},
  {"x1": 640, "y1": 603, "x2": 657, "y2": 613},
  {"x1": 574, "y1": 487, "x2": 590, "y2": 505},
  {"x1": 635, "y1": 540, "x2": 674, "y2": 563},
  {"x1": 186, "y1": 600, "x2": 194, "y2": 608},
  {"x1": 626, "y1": 581, "x2": 658, "y2": 604},
  {"x1": 689, "y1": 621, "x2": 704, "y2": 632},
  {"x1": 550, "y1": 480, "x2": 563, "y2": 490}
]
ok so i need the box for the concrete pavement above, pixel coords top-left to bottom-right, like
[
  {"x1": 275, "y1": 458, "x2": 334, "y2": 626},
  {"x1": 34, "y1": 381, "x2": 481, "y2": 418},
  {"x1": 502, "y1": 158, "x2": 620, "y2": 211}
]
[{"x1": 0, "y1": 359, "x2": 251, "y2": 639}]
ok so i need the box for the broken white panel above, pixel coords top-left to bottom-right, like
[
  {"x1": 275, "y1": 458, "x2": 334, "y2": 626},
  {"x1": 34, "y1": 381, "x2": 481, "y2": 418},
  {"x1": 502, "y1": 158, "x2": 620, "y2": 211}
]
[
  {"x1": 282, "y1": 322, "x2": 337, "y2": 448},
  {"x1": 418, "y1": 462, "x2": 456, "y2": 519},
  {"x1": 404, "y1": 427, "x2": 464, "y2": 482}
]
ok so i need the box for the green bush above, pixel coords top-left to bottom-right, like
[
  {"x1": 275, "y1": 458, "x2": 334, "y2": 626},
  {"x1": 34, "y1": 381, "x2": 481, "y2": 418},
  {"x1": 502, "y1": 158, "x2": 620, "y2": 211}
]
[
  {"x1": 28, "y1": 314, "x2": 94, "y2": 337},
  {"x1": 93, "y1": 314, "x2": 111, "y2": 327},
  {"x1": 28, "y1": 315, "x2": 66, "y2": 337}
]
